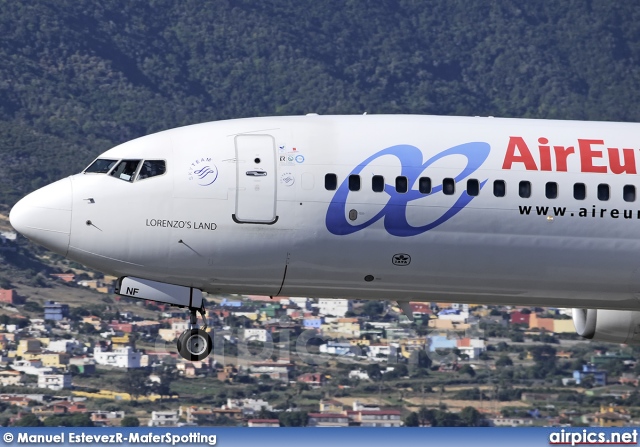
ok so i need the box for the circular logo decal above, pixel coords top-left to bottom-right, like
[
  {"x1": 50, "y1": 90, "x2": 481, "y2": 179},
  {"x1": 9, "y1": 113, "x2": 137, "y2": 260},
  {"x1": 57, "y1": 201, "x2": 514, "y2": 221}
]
[
  {"x1": 188, "y1": 157, "x2": 218, "y2": 186},
  {"x1": 280, "y1": 172, "x2": 295, "y2": 186}
]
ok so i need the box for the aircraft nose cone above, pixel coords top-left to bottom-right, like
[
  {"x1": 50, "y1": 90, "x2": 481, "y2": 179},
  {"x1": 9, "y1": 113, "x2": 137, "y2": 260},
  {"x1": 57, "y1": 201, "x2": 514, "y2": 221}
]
[{"x1": 9, "y1": 178, "x2": 72, "y2": 256}]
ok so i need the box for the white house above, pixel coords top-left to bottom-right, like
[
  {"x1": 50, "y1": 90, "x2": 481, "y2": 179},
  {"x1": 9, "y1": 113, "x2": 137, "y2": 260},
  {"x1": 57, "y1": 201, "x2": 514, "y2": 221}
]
[
  {"x1": 93, "y1": 346, "x2": 141, "y2": 368},
  {"x1": 11, "y1": 360, "x2": 53, "y2": 376},
  {"x1": 353, "y1": 401, "x2": 380, "y2": 411},
  {"x1": 437, "y1": 309, "x2": 469, "y2": 323},
  {"x1": 367, "y1": 344, "x2": 398, "y2": 361},
  {"x1": 353, "y1": 410, "x2": 403, "y2": 427},
  {"x1": 318, "y1": 299, "x2": 351, "y2": 317},
  {"x1": 488, "y1": 417, "x2": 533, "y2": 427},
  {"x1": 243, "y1": 328, "x2": 269, "y2": 343},
  {"x1": 148, "y1": 410, "x2": 179, "y2": 427},
  {"x1": 456, "y1": 338, "x2": 486, "y2": 359},
  {"x1": 225, "y1": 398, "x2": 273, "y2": 415},
  {"x1": 38, "y1": 373, "x2": 71, "y2": 390},
  {"x1": 91, "y1": 410, "x2": 125, "y2": 426},
  {"x1": 0, "y1": 370, "x2": 24, "y2": 386},
  {"x1": 171, "y1": 321, "x2": 190, "y2": 332},
  {"x1": 319, "y1": 342, "x2": 354, "y2": 356},
  {"x1": 349, "y1": 370, "x2": 370, "y2": 380},
  {"x1": 47, "y1": 339, "x2": 82, "y2": 353},
  {"x1": 27, "y1": 319, "x2": 51, "y2": 332},
  {"x1": 0, "y1": 231, "x2": 17, "y2": 242}
]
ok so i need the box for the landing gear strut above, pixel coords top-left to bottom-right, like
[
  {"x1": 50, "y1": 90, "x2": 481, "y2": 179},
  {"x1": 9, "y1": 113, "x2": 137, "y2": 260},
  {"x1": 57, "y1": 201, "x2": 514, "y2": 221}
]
[{"x1": 177, "y1": 303, "x2": 212, "y2": 361}]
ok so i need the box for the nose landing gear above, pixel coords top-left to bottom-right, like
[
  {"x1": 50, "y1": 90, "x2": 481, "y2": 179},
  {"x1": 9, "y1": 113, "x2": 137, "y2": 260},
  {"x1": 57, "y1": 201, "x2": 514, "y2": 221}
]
[
  {"x1": 177, "y1": 304, "x2": 212, "y2": 361},
  {"x1": 115, "y1": 277, "x2": 213, "y2": 361}
]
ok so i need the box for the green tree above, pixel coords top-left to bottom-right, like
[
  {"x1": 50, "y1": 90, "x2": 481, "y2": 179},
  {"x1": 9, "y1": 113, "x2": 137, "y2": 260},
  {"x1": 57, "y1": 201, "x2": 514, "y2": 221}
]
[
  {"x1": 152, "y1": 365, "x2": 178, "y2": 398},
  {"x1": 459, "y1": 364, "x2": 475, "y2": 377},
  {"x1": 120, "y1": 416, "x2": 140, "y2": 427},
  {"x1": 495, "y1": 355, "x2": 513, "y2": 367},
  {"x1": 510, "y1": 332, "x2": 524, "y2": 343},
  {"x1": 14, "y1": 414, "x2": 43, "y2": 427},
  {"x1": 362, "y1": 301, "x2": 385, "y2": 318},
  {"x1": 404, "y1": 412, "x2": 420, "y2": 427},
  {"x1": 394, "y1": 363, "x2": 409, "y2": 377},
  {"x1": 23, "y1": 301, "x2": 43, "y2": 312},
  {"x1": 79, "y1": 323, "x2": 98, "y2": 334},
  {"x1": 119, "y1": 369, "x2": 149, "y2": 400},
  {"x1": 452, "y1": 388, "x2": 487, "y2": 401},
  {"x1": 257, "y1": 407, "x2": 279, "y2": 420},
  {"x1": 418, "y1": 407, "x2": 435, "y2": 426},
  {"x1": 44, "y1": 414, "x2": 94, "y2": 427},
  {"x1": 571, "y1": 359, "x2": 585, "y2": 371},
  {"x1": 278, "y1": 411, "x2": 308, "y2": 427},
  {"x1": 580, "y1": 374, "x2": 596, "y2": 389},
  {"x1": 459, "y1": 406, "x2": 483, "y2": 427},
  {"x1": 366, "y1": 363, "x2": 382, "y2": 381},
  {"x1": 434, "y1": 411, "x2": 461, "y2": 427},
  {"x1": 528, "y1": 345, "x2": 558, "y2": 379}
]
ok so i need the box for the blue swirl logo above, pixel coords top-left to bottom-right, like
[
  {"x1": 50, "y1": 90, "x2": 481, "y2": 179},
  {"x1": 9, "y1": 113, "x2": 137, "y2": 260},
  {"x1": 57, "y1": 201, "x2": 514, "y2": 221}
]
[
  {"x1": 326, "y1": 142, "x2": 490, "y2": 237},
  {"x1": 193, "y1": 165, "x2": 218, "y2": 186}
]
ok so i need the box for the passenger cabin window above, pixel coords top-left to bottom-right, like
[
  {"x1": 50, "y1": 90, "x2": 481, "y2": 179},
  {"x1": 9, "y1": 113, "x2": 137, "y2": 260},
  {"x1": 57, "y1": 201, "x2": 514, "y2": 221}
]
[
  {"x1": 467, "y1": 179, "x2": 479, "y2": 196},
  {"x1": 348, "y1": 175, "x2": 361, "y2": 191},
  {"x1": 597, "y1": 183, "x2": 610, "y2": 201},
  {"x1": 85, "y1": 159, "x2": 118, "y2": 174},
  {"x1": 573, "y1": 183, "x2": 586, "y2": 200},
  {"x1": 372, "y1": 175, "x2": 384, "y2": 193},
  {"x1": 519, "y1": 181, "x2": 531, "y2": 198},
  {"x1": 137, "y1": 160, "x2": 166, "y2": 180},
  {"x1": 325, "y1": 174, "x2": 337, "y2": 191},
  {"x1": 396, "y1": 176, "x2": 408, "y2": 193},
  {"x1": 419, "y1": 177, "x2": 432, "y2": 194},
  {"x1": 545, "y1": 182, "x2": 558, "y2": 199},
  {"x1": 624, "y1": 185, "x2": 636, "y2": 202},
  {"x1": 493, "y1": 180, "x2": 506, "y2": 197},
  {"x1": 443, "y1": 178, "x2": 455, "y2": 195},
  {"x1": 109, "y1": 160, "x2": 141, "y2": 182}
]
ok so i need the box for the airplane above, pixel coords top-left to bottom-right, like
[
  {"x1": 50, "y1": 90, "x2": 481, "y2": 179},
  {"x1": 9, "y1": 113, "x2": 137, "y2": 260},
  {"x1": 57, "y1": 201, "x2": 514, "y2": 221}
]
[{"x1": 9, "y1": 114, "x2": 640, "y2": 361}]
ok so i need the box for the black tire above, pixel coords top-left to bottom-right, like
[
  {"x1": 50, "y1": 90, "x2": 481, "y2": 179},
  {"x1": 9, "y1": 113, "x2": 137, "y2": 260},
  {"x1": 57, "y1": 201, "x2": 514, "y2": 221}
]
[
  {"x1": 177, "y1": 328, "x2": 212, "y2": 361},
  {"x1": 176, "y1": 330, "x2": 189, "y2": 353}
]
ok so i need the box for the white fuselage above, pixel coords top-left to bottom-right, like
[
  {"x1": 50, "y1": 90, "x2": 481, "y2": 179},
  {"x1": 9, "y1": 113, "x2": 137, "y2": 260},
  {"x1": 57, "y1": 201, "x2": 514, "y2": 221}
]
[{"x1": 10, "y1": 115, "x2": 640, "y2": 310}]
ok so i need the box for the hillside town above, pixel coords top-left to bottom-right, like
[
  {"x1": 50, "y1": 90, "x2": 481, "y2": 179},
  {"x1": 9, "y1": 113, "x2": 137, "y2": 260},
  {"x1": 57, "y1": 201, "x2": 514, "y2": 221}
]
[
  {"x1": 0, "y1": 229, "x2": 639, "y2": 427},
  {"x1": 1, "y1": 263, "x2": 640, "y2": 428}
]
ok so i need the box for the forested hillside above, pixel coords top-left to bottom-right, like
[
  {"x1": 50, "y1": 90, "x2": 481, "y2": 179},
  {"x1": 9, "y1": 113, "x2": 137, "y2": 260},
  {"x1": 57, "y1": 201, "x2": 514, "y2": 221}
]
[{"x1": 1, "y1": 0, "x2": 640, "y2": 205}]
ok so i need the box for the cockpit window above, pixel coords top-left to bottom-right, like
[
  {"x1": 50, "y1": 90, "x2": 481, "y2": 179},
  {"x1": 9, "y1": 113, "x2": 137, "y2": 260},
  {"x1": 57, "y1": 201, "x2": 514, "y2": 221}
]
[
  {"x1": 109, "y1": 160, "x2": 141, "y2": 182},
  {"x1": 85, "y1": 159, "x2": 118, "y2": 174},
  {"x1": 137, "y1": 160, "x2": 166, "y2": 180}
]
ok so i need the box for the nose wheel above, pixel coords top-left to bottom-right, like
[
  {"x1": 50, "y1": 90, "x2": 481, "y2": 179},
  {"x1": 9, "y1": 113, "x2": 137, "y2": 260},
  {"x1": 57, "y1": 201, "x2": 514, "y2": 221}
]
[
  {"x1": 177, "y1": 304, "x2": 212, "y2": 361},
  {"x1": 177, "y1": 328, "x2": 212, "y2": 361}
]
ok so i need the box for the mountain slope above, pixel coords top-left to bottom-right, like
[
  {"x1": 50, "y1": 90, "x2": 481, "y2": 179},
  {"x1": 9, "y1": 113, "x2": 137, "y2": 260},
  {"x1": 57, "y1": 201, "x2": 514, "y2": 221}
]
[{"x1": 1, "y1": 1, "x2": 640, "y2": 205}]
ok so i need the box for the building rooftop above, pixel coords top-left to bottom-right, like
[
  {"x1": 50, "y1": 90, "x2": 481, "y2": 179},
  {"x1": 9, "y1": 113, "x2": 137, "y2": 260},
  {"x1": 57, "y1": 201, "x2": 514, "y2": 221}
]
[{"x1": 308, "y1": 413, "x2": 349, "y2": 418}]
